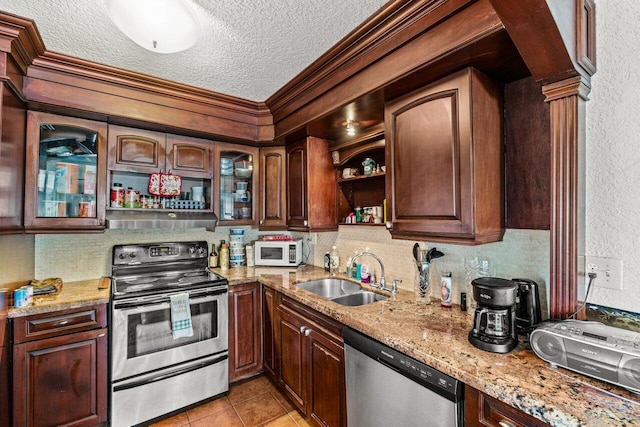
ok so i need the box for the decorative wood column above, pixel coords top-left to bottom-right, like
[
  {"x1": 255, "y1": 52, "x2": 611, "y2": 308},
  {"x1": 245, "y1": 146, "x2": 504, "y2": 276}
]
[{"x1": 543, "y1": 76, "x2": 591, "y2": 319}]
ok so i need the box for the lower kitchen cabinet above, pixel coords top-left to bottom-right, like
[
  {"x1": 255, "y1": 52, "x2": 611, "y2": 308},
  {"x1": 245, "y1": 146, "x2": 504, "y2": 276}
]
[
  {"x1": 1, "y1": 313, "x2": 10, "y2": 427},
  {"x1": 277, "y1": 295, "x2": 346, "y2": 427},
  {"x1": 465, "y1": 385, "x2": 550, "y2": 427},
  {"x1": 12, "y1": 304, "x2": 108, "y2": 427},
  {"x1": 262, "y1": 285, "x2": 279, "y2": 383},
  {"x1": 228, "y1": 281, "x2": 263, "y2": 382}
]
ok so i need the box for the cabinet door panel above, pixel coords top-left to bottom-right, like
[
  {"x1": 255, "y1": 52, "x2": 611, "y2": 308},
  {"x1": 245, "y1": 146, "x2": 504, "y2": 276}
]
[
  {"x1": 278, "y1": 308, "x2": 307, "y2": 413},
  {"x1": 13, "y1": 328, "x2": 108, "y2": 427},
  {"x1": 229, "y1": 282, "x2": 262, "y2": 382},
  {"x1": 308, "y1": 328, "x2": 346, "y2": 427},
  {"x1": 262, "y1": 286, "x2": 279, "y2": 382},
  {"x1": 108, "y1": 125, "x2": 165, "y2": 173},
  {"x1": 287, "y1": 143, "x2": 306, "y2": 227},
  {"x1": 166, "y1": 135, "x2": 212, "y2": 178},
  {"x1": 259, "y1": 147, "x2": 287, "y2": 229}
]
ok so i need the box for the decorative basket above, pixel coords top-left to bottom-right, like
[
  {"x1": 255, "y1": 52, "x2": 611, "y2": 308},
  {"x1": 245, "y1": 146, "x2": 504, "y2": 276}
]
[{"x1": 148, "y1": 171, "x2": 182, "y2": 196}]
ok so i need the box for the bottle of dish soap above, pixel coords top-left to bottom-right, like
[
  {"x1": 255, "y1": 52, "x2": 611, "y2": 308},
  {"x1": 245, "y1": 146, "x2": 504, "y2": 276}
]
[
  {"x1": 353, "y1": 250, "x2": 362, "y2": 280},
  {"x1": 329, "y1": 246, "x2": 339, "y2": 276}
]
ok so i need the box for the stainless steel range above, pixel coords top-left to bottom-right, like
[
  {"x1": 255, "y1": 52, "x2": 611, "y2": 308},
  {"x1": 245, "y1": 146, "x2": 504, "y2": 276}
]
[{"x1": 110, "y1": 241, "x2": 229, "y2": 427}]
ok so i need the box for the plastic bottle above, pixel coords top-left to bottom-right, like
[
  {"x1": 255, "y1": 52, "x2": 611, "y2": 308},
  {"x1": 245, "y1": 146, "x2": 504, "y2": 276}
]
[
  {"x1": 360, "y1": 247, "x2": 371, "y2": 284},
  {"x1": 354, "y1": 250, "x2": 362, "y2": 280},
  {"x1": 329, "y1": 246, "x2": 339, "y2": 276},
  {"x1": 324, "y1": 252, "x2": 330, "y2": 271},
  {"x1": 346, "y1": 253, "x2": 353, "y2": 277},
  {"x1": 441, "y1": 272, "x2": 452, "y2": 307},
  {"x1": 209, "y1": 243, "x2": 218, "y2": 268},
  {"x1": 219, "y1": 240, "x2": 229, "y2": 270}
]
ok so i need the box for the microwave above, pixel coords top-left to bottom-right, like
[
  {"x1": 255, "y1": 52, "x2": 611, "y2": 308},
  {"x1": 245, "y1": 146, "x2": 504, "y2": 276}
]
[{"x1": 254, "y1": 239, "x2": 303, "y2": 266}]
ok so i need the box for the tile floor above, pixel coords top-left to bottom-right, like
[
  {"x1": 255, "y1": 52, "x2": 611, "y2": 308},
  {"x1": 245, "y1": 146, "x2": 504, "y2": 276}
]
[{"x1": 149, "y1": 375, "x2": 314, "y2": 427}]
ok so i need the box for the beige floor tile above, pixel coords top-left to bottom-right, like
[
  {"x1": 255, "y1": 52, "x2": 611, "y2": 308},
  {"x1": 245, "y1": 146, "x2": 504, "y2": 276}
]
[
  {"x1": 187, "y1": 396, "x2": 232, "y2": 422},
  {"x1": 149, "y1": 412, "x2": 190, "y2": 427},
  {"x1": 288, "y1": 410, "x2": 314, "y2": 427},
  {"x1": 260, "y1": 413, "x2": 298, "y2": 427},
  {"x1": 234, "y1": 392, "x2": 286, "y2": 427},
  {"x1": 269, "y1": 388, "x2": 296, "y2": 413},
  {"x1": 228, "y1": 376, "x2": 270, "y2": 404},
  {"x1": 190, "y1": 406, "x2": 244, "y2": 427}
]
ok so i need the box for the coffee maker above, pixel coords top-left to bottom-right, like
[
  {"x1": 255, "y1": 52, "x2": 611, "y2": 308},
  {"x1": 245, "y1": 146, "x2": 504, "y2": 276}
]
[{"x1": 468, "y1": 277, "x2": 518, "y2": 353}]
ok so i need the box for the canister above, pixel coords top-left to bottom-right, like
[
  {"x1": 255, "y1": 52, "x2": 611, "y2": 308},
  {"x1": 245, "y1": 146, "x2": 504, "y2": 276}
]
[
  {"x1": 441, "y1": 272, "x2": 452, "y2": 307},
  {"x1": 111, "y1": 183, "x2": 124, "y2": 207},
  {"x1": 13, "y1": 288, "x2": 27, "y2": 308},
  {"x1": 124, "y1": 187, "x2": 137, "y2": 208}
]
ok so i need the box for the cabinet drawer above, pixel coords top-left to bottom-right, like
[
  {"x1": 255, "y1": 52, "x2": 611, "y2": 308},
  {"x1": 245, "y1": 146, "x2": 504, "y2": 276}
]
[
  {"x1": 465, "y1": 386, "x2": 549, "y2": 427},
  {"x1": 13, "y1": 304, "x2": 107, "y2": 344}
]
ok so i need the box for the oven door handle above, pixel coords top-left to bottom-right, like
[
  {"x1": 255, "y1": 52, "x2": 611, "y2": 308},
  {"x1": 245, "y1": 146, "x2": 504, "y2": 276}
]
[
  {"x1": 113, "y1": 353, "x2": 229, "y2": 392},
  {"x1": 113, "y1": 287, "x2": 227, "y2": 309}
]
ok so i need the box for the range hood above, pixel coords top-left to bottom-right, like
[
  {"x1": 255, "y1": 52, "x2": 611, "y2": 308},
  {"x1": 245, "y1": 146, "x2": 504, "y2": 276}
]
[{"x1": 106, "y1": 210, "x2": 218, "y2": 229}]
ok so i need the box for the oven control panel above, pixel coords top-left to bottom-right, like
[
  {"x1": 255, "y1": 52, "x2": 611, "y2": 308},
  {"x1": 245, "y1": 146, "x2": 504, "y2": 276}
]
[{"x1": 113, "y1": 241, "x2": 208, "y2": 265}]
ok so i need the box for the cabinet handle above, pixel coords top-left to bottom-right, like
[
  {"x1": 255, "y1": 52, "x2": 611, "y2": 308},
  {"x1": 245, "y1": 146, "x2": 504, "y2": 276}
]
[
  {"x1": 305, "y1": 329, "x2": 311, "y2": 337},
  {"x1": 498, "y1": 420, "x2": 516, "y2": 427},
  {"x1": 58, "y1": 320, "x2": 69, "y2": 326},
  {"x1": 97, "y1": 333, "x2": 106, "y2": 338},
  {"x1": 260, "y1": 220, "x2": 264, "y2": 225},
  {"x1": 300, "y1": 326, "x2": 307, "y2": 333},
  {"x1": 385, "y1": 221, "x2": 392, "y2": 229},
  {"x1": 303, "y1": 220, "x2": 308, "y2": 226}
]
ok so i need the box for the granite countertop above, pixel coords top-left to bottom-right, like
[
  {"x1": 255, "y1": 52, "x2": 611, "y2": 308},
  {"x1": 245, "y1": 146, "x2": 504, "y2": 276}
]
[
  {"x1": 218, "y1": 265, "x2": 640, "y2": 427},
  {"x1": 6, "y1": 278, "x2": 111, "y2": 318}
]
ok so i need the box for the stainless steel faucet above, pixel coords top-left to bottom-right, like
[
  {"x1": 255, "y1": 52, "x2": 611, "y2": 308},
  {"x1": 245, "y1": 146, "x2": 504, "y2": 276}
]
[{"x1": 350, "y1": 251, "x2": 397, "y2": 294}]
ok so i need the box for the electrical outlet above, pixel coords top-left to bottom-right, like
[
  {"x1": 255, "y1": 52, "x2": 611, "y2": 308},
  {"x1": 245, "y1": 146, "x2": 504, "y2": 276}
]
[
  {"x1": 308, "y1": 233, "x2": 318, "y2": 245},
  {"x1": 585, "y1": 256, "x2": 623, "y2": 290}
]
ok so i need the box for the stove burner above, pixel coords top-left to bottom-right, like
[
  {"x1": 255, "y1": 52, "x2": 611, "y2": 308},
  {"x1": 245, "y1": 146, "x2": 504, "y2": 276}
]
[
  {"x1": 183, "y1": 271, "x2": 206, "y2": 277},
  {"x1": 123, "y1": 277, "x2": 159, "y2": 285}
]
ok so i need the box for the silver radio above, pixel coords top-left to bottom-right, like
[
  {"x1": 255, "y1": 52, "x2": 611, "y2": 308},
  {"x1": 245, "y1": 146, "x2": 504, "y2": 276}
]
[{"x1": 530, "y1": 319, "x2": 640, "y2": 393}]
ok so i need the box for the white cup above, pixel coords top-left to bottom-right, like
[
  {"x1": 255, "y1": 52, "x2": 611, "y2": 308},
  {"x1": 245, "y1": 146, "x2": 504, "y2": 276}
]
[{"x1": 192, "y1": 186, "x2": 204, "y2": 203}]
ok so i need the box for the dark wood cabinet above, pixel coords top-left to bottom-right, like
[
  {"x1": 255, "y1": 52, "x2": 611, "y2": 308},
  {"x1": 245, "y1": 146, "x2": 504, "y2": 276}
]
[
  {"x1": 262, "y1": 285, "x2": 279, "y2": 383},
  {"x1": 12, "y1": 304, "x2": 108, "y2": 427},
  {"x1": 259, "y1": 146, "x2": 287, "y2": 230},
  {"x1": 286, "y1": 137, "x2": 337, "y2": 232},
  {"x1": 384, "y1": 67, "x2": 504, "y2": 244},
  {"x1": 0, "y1": 83, "x2": 26, "y2": 234},
  {"x1": 465, "y1": 386, "x2": 550, "y2": 427},
  {"x1": 228, "y1": 282, "x2": 263, "y2": 383},
  {"x1": 166, "y1": 134, "x2": 213, "y2": 178},
  {"x1": 24, "y1": 112, "x2": 108, "y2": 233},
  {"x1": 1, "y1": 313, "x2": 10, "y2": 427},
  {"x1": 277, "y1": 295, "x2": 346, "y2": 427}
]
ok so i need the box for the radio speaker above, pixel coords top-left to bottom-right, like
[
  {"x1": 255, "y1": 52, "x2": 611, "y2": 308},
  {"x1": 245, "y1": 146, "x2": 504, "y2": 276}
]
[
  {"x1": 619, "y1": 355, "x2": 640, "y2": 390},
  {"x1": 530, "y1": 331, "x2": 567, "y2": 365}
]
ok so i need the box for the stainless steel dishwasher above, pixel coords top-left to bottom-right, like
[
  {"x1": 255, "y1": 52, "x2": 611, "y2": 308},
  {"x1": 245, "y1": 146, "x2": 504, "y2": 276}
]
[{"x1": 343, "y1": 327, "x2": 463, "y2": 427}]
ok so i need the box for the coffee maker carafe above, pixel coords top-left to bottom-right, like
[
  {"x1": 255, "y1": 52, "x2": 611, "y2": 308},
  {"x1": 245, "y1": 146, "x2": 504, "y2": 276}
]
[{"x1": 468, "y1": 277, "x2": 518, "y2": 353}]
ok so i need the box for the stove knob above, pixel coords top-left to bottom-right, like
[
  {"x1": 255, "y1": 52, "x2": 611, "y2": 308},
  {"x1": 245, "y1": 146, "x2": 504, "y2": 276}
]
[
  {"x1": 118, "y1": 253, "x2": 127, "y2": 260},
  {"x1": 189, "y1": 246, "x2": 196, "y2": 255},
  {"x1": 197, "y1": 247, "x2": 206, "y2": 257},
  {"x1": 129, "y1": 252, "x2": 137, "y2": 259}
]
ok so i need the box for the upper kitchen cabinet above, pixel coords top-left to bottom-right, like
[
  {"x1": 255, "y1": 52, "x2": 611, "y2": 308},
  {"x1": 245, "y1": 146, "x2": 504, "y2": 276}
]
[
  {"x1": 385, "y1": 68, "x2": 504, "y2": 245},
  {"x1": 214, "y1": 143, "x2": 259, "y2": 225},
  {"x1": 24, "y1": 111, "x2": 108, "y2": 233},
  {"x1": 259, "y1": 146, "x2": 287, "y2": 230},
  {"x1": 287, "y1": 137, "x2": 337, "y2": 232},
  {"x1": 108, "y1": 125, "x2": 213, "y2": 178},
  {"x1": 0, "y1": 82, "x2": 26, "y2": 234}
]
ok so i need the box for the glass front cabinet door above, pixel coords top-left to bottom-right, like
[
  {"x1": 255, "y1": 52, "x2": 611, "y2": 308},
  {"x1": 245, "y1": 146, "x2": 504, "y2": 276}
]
[
  {"x1": 24, "y1": 111, "x2": 108, "y2": 232},
  {"x1": 214, "y1": 143, "x2": 259, "y2": 225}
]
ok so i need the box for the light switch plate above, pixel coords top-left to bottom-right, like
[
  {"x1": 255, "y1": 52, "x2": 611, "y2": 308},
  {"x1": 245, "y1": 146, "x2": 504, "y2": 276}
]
[{"x1": 585, "y1": 256, "x2": 623, "y2": 290}]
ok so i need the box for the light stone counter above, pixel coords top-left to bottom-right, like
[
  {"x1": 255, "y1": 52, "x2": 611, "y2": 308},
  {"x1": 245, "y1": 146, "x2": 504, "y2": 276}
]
[
  {"x1": 7, "y1": 278, "x2": 110, "y2": 318},
  {"x1": 217, "y1": 265, "x2": 640, "y2": 427}
]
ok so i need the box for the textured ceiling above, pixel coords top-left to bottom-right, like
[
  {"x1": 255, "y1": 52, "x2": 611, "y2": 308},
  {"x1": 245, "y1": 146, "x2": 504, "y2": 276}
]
[{"x1": 0, "y1": 0, "x2": 388, "y2": 101}]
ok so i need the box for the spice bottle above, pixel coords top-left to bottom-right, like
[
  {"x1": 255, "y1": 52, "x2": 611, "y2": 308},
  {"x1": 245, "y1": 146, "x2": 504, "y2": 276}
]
[
  {"x1": 219, "y1": 240, "x2": 229, "y2": 270},
  {"x1": 111, "y1": 183, "x2": 124, "y2": 207}
]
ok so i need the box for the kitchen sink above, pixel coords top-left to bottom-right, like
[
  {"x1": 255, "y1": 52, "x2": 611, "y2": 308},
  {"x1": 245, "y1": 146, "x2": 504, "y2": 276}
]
[
  {"x1": 295, "y1": 279, "x2": 387, "y2": 306},
  {"x1": 295, "y1": 278, "x2": 362, "y2": 299},
  {"x1": 330, "y1": 291, "x2": 388, "y2": 306}
]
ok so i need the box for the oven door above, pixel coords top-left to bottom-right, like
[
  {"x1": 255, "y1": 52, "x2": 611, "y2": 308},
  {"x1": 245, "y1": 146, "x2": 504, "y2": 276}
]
[{"x1": 111, "y1": 286, "x2": 228, "y2": 381}]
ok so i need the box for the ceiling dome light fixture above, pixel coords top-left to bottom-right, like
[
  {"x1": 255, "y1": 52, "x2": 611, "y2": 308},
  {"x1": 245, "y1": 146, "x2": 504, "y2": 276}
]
[
  {"x1": 105, "y1": 0, "x2": 201, "y2": 54},
  {"x1": 344, "y1": 120, "x2": 359, "y2": 136}
]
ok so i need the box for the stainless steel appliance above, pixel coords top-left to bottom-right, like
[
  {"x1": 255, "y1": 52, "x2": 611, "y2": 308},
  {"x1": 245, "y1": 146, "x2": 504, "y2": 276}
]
[
  {"x1": 468, "y1": 277, "x2": 518, "y2": 353},
  {"x1": 343, "y1": 327, "x2": 463, "y2": 427},
  {"x1": 110, "y1": 241, "x2": 229, "y2": 427},
  {"x1": 254, "y1": 238, "x2": 303, "y2": 266}
]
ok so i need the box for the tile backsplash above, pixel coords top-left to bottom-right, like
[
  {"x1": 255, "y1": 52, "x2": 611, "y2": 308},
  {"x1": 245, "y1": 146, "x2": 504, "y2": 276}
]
[
  {"x1": 32, "y1": 226, "x2": 549, "y2": 315},
  {"x1": 0, "y1": 234, "x2": 36, "y2": 288}
]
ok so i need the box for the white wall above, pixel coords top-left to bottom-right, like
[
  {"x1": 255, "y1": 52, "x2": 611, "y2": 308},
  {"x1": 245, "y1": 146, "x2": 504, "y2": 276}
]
[{"x1": 585, "y1": 0, "x2": 640, "y2": 312}]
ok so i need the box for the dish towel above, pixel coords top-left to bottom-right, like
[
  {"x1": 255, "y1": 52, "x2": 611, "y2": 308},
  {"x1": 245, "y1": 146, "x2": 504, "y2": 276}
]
[{"x1": 170, "y1": 292, "x2": 193, "y2": 339}]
